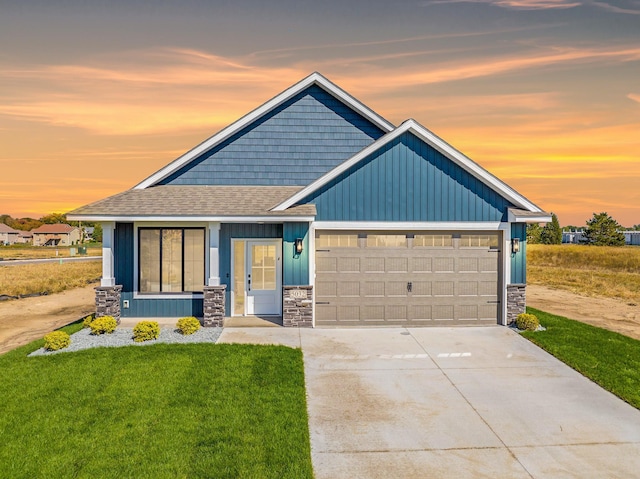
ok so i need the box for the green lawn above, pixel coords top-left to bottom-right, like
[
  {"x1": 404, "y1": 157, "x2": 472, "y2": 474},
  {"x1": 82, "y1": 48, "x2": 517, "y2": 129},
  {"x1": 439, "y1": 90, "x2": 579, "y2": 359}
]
[
  {"x1": 523, "y1": 307, "x2": 640, "y2": 410},
  {"x1": 0, "y1": 322, "x2": 313, "y2": 479}
]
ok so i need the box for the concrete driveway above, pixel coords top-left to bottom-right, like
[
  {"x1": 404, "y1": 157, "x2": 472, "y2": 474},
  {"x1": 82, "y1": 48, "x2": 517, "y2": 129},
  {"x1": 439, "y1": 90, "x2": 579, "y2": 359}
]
[{"x1": 218, "y1": 326, "x2": 640, "y2": 478}]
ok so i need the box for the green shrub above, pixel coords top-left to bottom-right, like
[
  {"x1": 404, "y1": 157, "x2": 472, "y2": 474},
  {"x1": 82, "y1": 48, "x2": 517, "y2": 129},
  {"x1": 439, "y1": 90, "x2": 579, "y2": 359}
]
[
  {"x1": 176, "y1": 316, "x2": 200, "y2": 335},
  {"x1": 82, "y1": 314, "x2": 95, "y2": 329},
  {"x1": 89, "y1": 316, "x2": 117, "y2": 335},
  {"x1": 133, "y1": 321, "x2": 160, "y2": 342},
  {"x1": 516, "y1": 313, "x2": 540, "y2": 331},
  {"x1": 43, "y1": 331, "x2": 71, "y2": 351}
]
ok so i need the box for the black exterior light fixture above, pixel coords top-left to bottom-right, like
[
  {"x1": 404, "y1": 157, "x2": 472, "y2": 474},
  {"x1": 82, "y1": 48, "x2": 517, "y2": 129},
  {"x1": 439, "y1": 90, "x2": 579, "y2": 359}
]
[
  {"x1": 295, "y1": 238, "x2": 304, "y2": 254},
  {"x1": 511, "y1": 238, "x2": 520, "y2": 254}
]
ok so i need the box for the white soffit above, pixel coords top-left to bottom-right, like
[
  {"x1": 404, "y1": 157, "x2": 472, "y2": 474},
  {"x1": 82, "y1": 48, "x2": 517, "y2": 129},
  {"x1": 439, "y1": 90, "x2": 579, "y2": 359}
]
[{"x1": 134, "y1": 72, "x2": 395, "y2": 190}]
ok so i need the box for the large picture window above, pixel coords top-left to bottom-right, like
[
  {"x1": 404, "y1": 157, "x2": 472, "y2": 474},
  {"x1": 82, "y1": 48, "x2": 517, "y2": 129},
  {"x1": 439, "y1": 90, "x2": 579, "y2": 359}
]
[{"x1": 139, "y1": 228, "x2": 205, "y2": 293}]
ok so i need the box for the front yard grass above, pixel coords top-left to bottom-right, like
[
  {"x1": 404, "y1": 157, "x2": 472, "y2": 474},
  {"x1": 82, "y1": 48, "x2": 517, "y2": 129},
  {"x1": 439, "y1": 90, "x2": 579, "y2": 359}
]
[
  {"x1": 523, "y1": 307, "x2": 640, "y2": 410},
  {"x1": 0, "y1": 322, "x2": 313, "y2": 478}
]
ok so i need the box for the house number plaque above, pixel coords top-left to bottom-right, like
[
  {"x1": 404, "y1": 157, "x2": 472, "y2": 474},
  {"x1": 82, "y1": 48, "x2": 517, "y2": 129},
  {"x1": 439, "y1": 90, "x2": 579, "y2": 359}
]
[{"x1": 290, "y1": 289, "x2": 307, "y2": 299}]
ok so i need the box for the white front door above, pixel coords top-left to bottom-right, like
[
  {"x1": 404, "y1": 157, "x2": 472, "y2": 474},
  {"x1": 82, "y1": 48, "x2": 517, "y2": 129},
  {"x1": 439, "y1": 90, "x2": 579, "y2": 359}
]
[{"x1": 233, "y1": 240, "x2": 281, "y2": 316}]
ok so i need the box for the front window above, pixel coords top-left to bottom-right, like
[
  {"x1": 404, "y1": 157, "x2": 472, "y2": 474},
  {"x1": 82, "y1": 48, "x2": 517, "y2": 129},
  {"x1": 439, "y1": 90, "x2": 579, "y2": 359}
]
[{"x1": 139, "y1": 228, "x2": 205, "y2": 293}]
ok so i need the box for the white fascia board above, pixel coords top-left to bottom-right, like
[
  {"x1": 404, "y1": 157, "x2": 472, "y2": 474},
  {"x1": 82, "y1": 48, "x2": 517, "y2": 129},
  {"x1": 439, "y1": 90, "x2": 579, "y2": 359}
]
[
  {"x1": 68, "y1": 215, "x2": 316, "y2": 223},
  {"x1": 274, "y1": 119, "x2": 544, "y2": 213},
  {"x1": 312, "y1": 221, "x2": 503, "y2": 231},
  {"x1": 134, "y1": 72, "x2": 394, "y2": 190},
  {"x1": 507, "y1": 212, "x2": 552, "y2": 223}
]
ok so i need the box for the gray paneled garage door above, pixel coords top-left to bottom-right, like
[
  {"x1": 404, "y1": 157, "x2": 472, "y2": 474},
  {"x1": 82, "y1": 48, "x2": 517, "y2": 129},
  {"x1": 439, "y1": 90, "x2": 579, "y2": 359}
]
[{"x1": 315, "y1": 232, "x2": 500, "y2": 326}]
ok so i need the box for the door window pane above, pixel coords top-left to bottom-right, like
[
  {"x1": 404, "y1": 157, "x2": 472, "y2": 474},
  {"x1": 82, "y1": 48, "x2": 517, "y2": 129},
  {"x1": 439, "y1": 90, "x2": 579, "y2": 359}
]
[
  {"x1": 233, "y1": 241, "x2": 245, "y2": 315},
  {"x1": 251, "y1": 244, "x2": 276, "y2": 290}
]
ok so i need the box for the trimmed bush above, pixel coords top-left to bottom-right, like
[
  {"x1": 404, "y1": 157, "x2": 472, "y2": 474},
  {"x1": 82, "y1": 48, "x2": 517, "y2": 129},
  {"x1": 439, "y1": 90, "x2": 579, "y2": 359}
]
[
  {"x1": 516, "y1": 313, "x2": 540, "y2": 331},
  {"x1": 176, "y1": 316, "x2": 200, "y2": 335},
  {"x1": 133, "y1": 321, "x2": 160, "y2": 342},
  {"x1": 89, "y1": 316, "x2": 117, "y2": 335},
  {"x1": 43, "y1": 331, "x2": 71, "y2": 351},
  {"x1": 82, "y1": 314, "x2": 95, "y2": 329}
]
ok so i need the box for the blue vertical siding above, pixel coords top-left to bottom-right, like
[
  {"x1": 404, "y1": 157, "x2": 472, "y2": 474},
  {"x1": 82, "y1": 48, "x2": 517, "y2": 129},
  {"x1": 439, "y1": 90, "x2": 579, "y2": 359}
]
[
  {"x1": 300, "y1": 132, "x2": 514, "y2": 222},
  {"x1": 219, "y1": 223, "x2": 283, "y2": 313},
  {"x1": 159, "y1": 85, "x2": 386, "y2": 187},
  {"x1": 283, "y1": 222, "x2": 310, "y2": 285},
  {"x1": 510, "y1": 223, "x2": 527, "y2": 284}
]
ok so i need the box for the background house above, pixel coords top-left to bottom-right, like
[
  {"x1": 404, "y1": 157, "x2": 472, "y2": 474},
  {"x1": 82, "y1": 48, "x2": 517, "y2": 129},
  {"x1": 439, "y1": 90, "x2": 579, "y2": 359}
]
[
  {"x1": 0, "y1": 223, "x2": 20, "y2": 245},
  {"x1": 31, "y1": 224, "x2": 81, "y2": 246}
]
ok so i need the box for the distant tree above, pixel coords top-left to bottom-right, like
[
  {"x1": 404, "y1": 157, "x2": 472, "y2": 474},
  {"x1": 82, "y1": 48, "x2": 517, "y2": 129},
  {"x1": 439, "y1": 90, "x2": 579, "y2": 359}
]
[
  {"x1": 633, "y1": 224, "x2": 640, "y2": 231},
  {"x1": 92, "y1": 223, "x2": 103, "y2": 243},
  {"x1": 562, "y1": 225, "x2": 583, "y2": 232},
  {"x1": 583, "y1": 212, "x2": 626, "y2": 246},
  {"x1": 4, "y1": 216, "x2": 42, "y2": 231},
  {"x1": 540, "y1": 213, "x2": 563, "y2": 245},
  {"x1": 39, "y1": 212, "x2": 68, "y2": 224},
  {"x1": 526, "y1": 223, "x2": 543, "y2": 244}
]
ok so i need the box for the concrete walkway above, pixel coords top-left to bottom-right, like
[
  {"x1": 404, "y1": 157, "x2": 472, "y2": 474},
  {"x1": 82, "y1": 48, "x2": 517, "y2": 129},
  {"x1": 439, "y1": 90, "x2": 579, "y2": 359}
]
[{"x1": 218, "y1": 326, "x2": 640, "y2": 478}]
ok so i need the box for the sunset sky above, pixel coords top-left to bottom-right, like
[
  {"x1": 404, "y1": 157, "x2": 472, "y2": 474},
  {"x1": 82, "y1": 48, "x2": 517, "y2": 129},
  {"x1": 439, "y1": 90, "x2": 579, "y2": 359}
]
[{"x1": 1, "y1": 0, "x2": 639, "y2": 226}]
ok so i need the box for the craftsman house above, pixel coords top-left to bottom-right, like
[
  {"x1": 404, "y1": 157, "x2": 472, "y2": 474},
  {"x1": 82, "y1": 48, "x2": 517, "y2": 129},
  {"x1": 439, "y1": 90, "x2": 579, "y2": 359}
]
[
  {"x1": 31, "y1": 224, "x2": 81, "y2": 247},
  {"x1": 68, "y1": 72, "x2": 550, "y2": 327}
]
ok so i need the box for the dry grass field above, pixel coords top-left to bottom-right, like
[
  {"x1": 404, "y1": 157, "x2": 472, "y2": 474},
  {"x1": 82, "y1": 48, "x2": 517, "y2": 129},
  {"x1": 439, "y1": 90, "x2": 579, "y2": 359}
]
[
  {"x1": 528, "y1": 244, "x2": 640, "y2": 304},
  {"x1": 0, "y1": 261, "x2": 101, "y2": 297},
  {"x1": 0, "y1": 246, "x2": 102, "y2": 260}
]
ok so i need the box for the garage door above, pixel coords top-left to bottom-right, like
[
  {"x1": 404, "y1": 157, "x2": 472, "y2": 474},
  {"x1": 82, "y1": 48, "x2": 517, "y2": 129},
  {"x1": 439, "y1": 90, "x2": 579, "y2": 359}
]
[{"x1": 315, "y1": 232, "x2": 500, "y2": 326}]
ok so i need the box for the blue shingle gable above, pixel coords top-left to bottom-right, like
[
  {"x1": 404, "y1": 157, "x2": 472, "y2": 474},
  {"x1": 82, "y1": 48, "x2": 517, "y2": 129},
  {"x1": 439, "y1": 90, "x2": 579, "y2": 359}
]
[
  {"x1": 299, "y1": 131, "x2": 515, "y2": 222},
  {"x1": 159, "y1": 85, "x2": 386, "y2": 186}
]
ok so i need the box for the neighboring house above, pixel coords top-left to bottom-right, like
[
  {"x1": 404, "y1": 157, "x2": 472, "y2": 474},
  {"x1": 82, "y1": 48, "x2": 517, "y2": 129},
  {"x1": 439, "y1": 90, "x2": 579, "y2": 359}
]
[
  {"x1": 82, "y1": 226, "x2": 95, "y2": 242},
  {"x1": 0, "y1": 223, "x2": 20, "y2": 245},
  {"x1": 16, "y1": 230, "x2": 33, "y2": 244},
  {"x1": 31, "y1": 224, "x2": 81, "y2": 246},
  {"x1": 69, "y1": 72, "x2": 550, "y2": 328},
  {"x1": 563, "y1": 231, "x2": 640, "y2": 245}
]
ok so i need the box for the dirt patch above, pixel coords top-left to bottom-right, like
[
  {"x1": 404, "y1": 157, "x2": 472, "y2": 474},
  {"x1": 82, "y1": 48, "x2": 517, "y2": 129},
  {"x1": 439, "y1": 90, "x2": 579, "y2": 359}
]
[
  {"x1": 528, "y1": 284, "x2": 640, "y2": 341},
  {"x1": 0, "y1": 283, "x2": 96, "y2": 354}
]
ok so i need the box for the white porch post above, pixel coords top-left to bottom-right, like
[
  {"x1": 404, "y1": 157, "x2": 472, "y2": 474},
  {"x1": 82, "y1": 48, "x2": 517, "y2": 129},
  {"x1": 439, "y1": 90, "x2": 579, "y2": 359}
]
[
  {"x1": 101, "y1": 222, "x2": 116, "y2": 287},
  {"x1": 208, "y1": 222, "x2": 221, "y2": 286}
]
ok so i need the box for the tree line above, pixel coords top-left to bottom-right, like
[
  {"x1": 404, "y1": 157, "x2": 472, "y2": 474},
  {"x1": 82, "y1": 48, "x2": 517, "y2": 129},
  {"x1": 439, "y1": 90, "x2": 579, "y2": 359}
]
[{"x1": 528, "y1": 212, "x2": 630, "y2": 246}]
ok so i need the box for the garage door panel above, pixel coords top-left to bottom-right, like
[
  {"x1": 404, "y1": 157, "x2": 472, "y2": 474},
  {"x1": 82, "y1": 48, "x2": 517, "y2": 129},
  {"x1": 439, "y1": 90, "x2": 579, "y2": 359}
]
[{"x1": 315, "y1": 231, "x2": 500, "y2": 326}]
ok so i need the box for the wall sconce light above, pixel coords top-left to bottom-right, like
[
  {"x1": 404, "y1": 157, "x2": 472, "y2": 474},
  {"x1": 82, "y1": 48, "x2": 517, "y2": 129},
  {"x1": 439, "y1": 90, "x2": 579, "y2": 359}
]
[
  {"x1": 295, "y1": 238, "x2": 304, "y2": 254},
  {"x1": 511, "y1": 238, "x2": 520, "y2": 254}
]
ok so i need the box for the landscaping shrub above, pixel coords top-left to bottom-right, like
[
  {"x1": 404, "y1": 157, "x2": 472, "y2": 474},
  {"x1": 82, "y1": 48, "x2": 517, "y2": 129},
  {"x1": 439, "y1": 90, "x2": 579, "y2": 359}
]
[
  {"x1": 133, "y1": 321, "x2": 160, "y2": 342},
  {"x1": 43, "y1": 331, "x2": 70, "y2": 351},
  {"x1": 516, "y1": 313, "x2": 539, "y2": 331},
  {"x1": 82, "y1": 314, "x2": 95, "y2": 329},
  {"x1": 176, "y1": 316, "x2": 200, "y2": 335},
  {"x1": 89, "y1": 316, "x2": 117, "y2": 335}
]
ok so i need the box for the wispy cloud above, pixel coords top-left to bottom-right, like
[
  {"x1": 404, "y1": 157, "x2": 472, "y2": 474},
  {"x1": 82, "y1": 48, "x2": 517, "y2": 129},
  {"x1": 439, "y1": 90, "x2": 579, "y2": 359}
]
[
  {"x1": 629, "y1": 93, "x2": 640, "y2": 104},
  {"x1": 423, "y1": 0, "x2": 581, "y2": 10},
  {"x1": 591, "y1": 0, "x2": 640, "y2": 15}
]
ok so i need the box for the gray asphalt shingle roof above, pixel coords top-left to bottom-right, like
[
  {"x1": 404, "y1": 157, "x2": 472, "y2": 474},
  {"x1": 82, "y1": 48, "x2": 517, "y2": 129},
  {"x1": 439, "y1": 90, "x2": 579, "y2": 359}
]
[{"x1": 68, "y1": 186, "x2": 316, "y2": 218}]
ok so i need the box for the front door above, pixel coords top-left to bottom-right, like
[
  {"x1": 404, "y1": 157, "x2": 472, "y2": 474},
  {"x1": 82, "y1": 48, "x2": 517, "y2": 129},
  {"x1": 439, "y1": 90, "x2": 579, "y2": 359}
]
[{"x1": 233, "y1": 240, "x2": 282, "y2": 316}]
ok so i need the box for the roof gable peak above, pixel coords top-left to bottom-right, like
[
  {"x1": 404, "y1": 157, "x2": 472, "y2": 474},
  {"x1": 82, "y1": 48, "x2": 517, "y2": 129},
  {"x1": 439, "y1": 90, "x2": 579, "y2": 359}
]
[{"x1": 134, "y1": 72, "x2": 394, "y2": 190}]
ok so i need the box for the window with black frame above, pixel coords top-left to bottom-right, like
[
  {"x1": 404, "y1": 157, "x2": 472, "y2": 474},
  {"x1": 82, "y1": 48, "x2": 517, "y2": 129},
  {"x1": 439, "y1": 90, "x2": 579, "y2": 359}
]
[{"x1": 139, "y1": 228, "x2": 205, "y2": 293}]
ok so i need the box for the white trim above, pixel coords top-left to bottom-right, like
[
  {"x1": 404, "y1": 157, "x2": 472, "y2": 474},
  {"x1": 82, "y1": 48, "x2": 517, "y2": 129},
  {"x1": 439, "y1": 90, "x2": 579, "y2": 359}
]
[
  {"x1": 273, "y1": 119, "x2": 544, "y2": 213},
  {"x1": 68, "y1": 215, "x2": 316, "y2": 223},
  {"x1": 499, "y1": 222, "x2": 511, "y2": 326},
  {"x1": 133, "y1": 72, "x2": 394, "y2": 189},
  {"x1": 508, "y1": 211, "x2": 552, "y2": 223},
  {"x1": 207, "y1": 222, "x2": 221, "y2": 286},
  {"x1": 100, "y1": 222, "x2": 116, "y2": 287},
  {"x1": 312, "y1": 221, "x2": 502, "y2": 231}
]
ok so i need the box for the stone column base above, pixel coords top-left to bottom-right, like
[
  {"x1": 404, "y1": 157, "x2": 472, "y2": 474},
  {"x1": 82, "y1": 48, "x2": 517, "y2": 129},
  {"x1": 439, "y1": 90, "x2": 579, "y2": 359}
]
[
  {"x1": 203, "y1": 285, "x2": 226, "y2": 327},
  {"x1": 95, "y1": 285, "x2": 122, "y2": 323},
  {"x1": 283, "y1": 286, "x2": 313, "y2": 327},
  {"x1": 507, "y1": 284, "x2": 526, "y2": 324}
]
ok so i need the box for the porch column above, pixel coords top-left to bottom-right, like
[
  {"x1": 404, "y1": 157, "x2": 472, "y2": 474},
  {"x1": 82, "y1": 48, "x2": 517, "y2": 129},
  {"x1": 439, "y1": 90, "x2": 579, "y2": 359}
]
[
  {"x1": 101, "y1": 222, "x2": 116, "y2": 287},
  {"x1": 207, "y1": 222, "x2": 221, "y2": 286}
]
